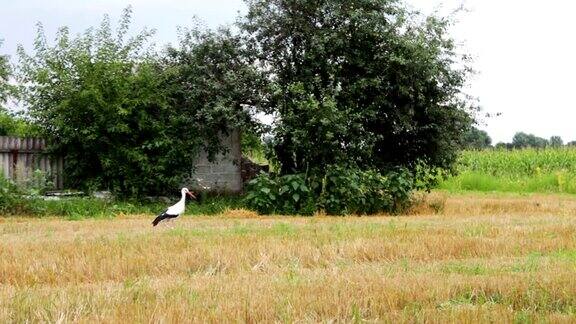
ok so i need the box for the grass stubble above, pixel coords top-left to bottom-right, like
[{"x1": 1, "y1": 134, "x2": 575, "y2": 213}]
[{"x1": 1, "y1": 193, "x2": 576, "y2": 323}]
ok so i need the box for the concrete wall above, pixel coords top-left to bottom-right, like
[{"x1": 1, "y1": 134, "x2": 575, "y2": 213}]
[{"x1": 187, "y1": 130, "x2": 243, "y2": 193}]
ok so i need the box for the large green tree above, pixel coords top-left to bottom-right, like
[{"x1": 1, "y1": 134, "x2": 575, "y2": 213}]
[
  {"x1": 17, "y1": 9, "x2": 258, "y2": 196},
  {"x1": 241, "y1": 0, "x2": 475, "y2": 175}
]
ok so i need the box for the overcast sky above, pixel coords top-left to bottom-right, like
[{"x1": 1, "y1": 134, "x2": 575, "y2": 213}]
[{"x1": 1, "y1": 0, "x2": 574, "y2": 143}]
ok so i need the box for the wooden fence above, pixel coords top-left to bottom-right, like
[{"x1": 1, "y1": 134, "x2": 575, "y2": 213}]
[{"x1": 0, "y1": 136, "x2": 64, "y2": 189}]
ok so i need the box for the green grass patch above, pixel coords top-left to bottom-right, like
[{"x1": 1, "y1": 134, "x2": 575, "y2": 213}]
[
  {"x1": 551, "y1": 249, "x2": 576, "y2": 263},
  {"x1": 510, "y1": 253, "x2": 542, "y2": 273},
  {"x1": 440, "y1": 171, "x2": 576, "y2": 194},
  {"x1": 4, "y1": 195, "x2": 243, "y2": 219}
]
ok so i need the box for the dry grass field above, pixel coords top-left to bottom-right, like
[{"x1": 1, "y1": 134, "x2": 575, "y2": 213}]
[{"x1": 1, "y1": 192, "x2": 576, "y2": 323}]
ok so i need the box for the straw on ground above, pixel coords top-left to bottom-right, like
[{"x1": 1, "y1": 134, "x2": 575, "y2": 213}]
[{"x1": 1, "y1": 193, "x2": 576, "y2": 322}]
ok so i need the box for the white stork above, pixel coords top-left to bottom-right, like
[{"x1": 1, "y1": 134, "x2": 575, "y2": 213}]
[{"x1": 152, "y1": 188, "x2": 196, "y2": 227}]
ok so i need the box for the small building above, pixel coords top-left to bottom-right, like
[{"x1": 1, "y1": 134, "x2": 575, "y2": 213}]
[{"x1": 186, "y1": 130, "x2": 243, "y2": 193}]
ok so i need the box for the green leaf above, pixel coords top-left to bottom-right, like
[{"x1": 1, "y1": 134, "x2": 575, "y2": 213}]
[
  {"x1": 291, "y1": 181, "x2": 299, "y2": 191},
  {"x1": 260, "y1": 187, "x2": 271, "y2": 194}
]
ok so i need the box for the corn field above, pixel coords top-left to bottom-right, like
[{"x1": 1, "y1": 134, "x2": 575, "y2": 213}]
[{"x1": 440, "y1": 148, "x2": 576, "y2": 194}]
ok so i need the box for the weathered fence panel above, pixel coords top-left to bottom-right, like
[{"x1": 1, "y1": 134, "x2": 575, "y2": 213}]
[{"x1": 0, "y1": 136, "x2": 64, "y2": 189}]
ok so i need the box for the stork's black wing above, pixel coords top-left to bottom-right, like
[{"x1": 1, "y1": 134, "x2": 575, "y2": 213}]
[{"x1": 152, "y1": 210, "x2": 178, "y2": 226}]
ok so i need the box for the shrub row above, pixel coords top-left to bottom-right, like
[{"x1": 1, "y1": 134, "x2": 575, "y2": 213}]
[
  {"x1": 244, "y1": 166, "x2": 436, "y2": 215},
  {"x1": 0, "y1": 175, "x2": 242, "y2": 218}
]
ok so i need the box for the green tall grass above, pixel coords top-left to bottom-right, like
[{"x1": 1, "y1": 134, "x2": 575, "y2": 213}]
[
  {"x1": 440, "y1": 148, "x2": 576, "y2": 194},
  {"x1": 2, "y1": 195, "x2": 243, "y2": 219}
]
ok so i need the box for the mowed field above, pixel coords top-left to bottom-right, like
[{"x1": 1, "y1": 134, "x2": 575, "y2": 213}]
[{"x1": 2, "y1": 193, "x2": 576, "y2": 323}]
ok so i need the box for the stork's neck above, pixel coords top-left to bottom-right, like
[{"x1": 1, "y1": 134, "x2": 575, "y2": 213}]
[{"x1": 179, "y1": 192, "x2": 187, "y2": 204}]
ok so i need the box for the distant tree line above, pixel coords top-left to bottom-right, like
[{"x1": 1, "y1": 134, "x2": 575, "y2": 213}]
[
  {"x1": 463, "y1": 127, "x2": 575, "y2": 150},
  {"x1": 496, "y1": 133, "x2": 576, "y2": 149},
  {"x1": 462, "y1": 127, "x2": 492, "y2": 150}
]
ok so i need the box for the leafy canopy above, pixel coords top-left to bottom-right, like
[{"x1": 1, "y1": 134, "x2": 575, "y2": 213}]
[
  {"x1": 19, "y1": 8, "x2": 169, "y2": 195},
  {"x1": 241, "y1": 0, "x2": 475, "y2": 175},
  {"x1": 162, "y1": 24, "x2": 266, "y2": 159},
  {"x1": 17, "y1": 8, "x2": 258, "y2": 196}
]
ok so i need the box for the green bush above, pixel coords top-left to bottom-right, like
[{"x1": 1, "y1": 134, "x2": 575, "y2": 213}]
[
  {"x1": 0, "y1": 176, "x2": 29, "y2": 215},
  {"x1": 316, "y1": 167, "x2": 416, "y2": 215},
  {"x1": 244, "y1": 173, "x2": 314, "y2": 215},
  {"x1": 21, "y1": 169, "x2": 53, "y2": 196},
  {"x1": 244, "y1": 167, "x2": 422, "y2": 216},
  {"x1": 18, "y1": 8, "x2": 261, "y2": 197}
]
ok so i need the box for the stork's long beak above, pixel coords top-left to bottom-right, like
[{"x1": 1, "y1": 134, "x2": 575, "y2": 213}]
[{"x1": 187, "y1": 192, "x2": 197, "y2": 199}]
